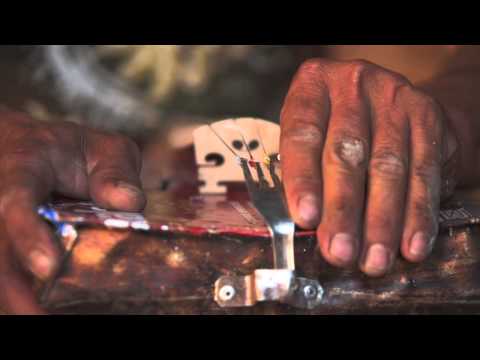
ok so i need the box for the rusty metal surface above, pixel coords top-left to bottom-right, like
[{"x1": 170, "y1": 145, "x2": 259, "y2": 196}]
[{"x1": 41, "y1": 219, "x2": 480, "y2": 314}]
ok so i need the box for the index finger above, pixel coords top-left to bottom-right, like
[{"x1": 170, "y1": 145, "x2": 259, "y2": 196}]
[{"x1": 280, "y1": 62, "x2": 331, "y2": 229}]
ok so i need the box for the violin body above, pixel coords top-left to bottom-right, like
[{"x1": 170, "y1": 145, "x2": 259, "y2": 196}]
[
  {"x1": 40, "y1": 184, "x2": 480, "y2": 315},
  {"x1": 38, "y1": 121, "x2": 480, "y2": 314}
]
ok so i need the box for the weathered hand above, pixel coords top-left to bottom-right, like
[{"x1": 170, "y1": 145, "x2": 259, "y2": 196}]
[
  {"x1": 280, "y1": 58, "x2": 459, "y2": 277},
  {"x1": 0, "y1": 110, "x2": 145, "y2": 314}
]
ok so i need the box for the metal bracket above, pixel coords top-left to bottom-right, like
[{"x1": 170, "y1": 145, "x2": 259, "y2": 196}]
[
  {"x1": 214, "y1": 269, "x2": 323, "y2": 310},
  {"x1": 213, "y1": 156, "x2": 324, "y2": 310}
]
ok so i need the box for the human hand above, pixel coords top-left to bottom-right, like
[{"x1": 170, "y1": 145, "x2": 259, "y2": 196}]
[
  {"x1": 0, "y1": 110, "x2": 145, "y2": 313},
  {"x1": 280, "y1": 58, "x2": 459, "y2": 277}
]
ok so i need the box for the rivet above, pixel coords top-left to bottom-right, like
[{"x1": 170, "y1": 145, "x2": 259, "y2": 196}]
[
  {"x1": 303, "y1": 285, "x2": 317, "y2": 299},
  {"x1": 219, "y1": 285, "x2": 236, "y2": 301}
]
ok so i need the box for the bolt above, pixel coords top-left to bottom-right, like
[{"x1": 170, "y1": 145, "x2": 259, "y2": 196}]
[
  {"x1": 303, "y1": 285, "x2": 317, "y2": 299},
  {"x1": 219, "y1": 285, "x2": 236, "y2": 301}
]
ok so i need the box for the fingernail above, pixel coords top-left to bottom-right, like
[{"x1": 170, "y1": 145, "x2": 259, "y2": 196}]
[
  {"x1": 330, "y1": 233, "x2": 356, "y2": 264},
  {"x1": 116, "y1": 181, "x2": 143, "y2": 197},
  {"x1": 410, "y1": 232, "x2": 433, "y2": 258},
  {"x1": 364, "y1": 244, "x2": 392, "y2": 275},
  {"x1": 297, "y1": 195, "x2": 320, "y2": 227},
  {"x1": 29, "y1": 250, "x2": 55, "y2": 279}
]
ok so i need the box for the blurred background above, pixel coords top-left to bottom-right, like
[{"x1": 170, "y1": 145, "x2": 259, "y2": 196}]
[
  {"x1": 0, "y1": 45, "x2": 472, "y2": 187},
  {"x1": 0, "y1": 45, "x2": 468, "y2": 135}
]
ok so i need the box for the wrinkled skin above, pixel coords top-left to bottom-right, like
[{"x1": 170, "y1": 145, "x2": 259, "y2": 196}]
[
  {"x1": 280, "y1": 58, "x2": 460, "y2": 277},
  {"x1": 1, "y1": 53, "x2": 479, "y2": 314},
  {"x1": 0, "y1": 111, "x2": 145, "y2": 314}
]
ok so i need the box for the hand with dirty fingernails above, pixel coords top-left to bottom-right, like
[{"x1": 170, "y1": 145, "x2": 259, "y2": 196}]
[
  {"x1": 0, "y1": 110, "x2": 145, "y2": 314},
  {"x1": 280, "y1": 58, "x2": 472, "y2": 277}
]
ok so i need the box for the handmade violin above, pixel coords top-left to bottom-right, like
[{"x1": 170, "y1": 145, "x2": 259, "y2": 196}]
[{"x1": 37, "y1": 118, "x2": 480, "y2": 314}]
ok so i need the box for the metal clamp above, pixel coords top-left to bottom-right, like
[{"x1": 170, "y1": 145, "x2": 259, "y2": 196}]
[
  {"x1": 214, "y1": 269, "x2": 323, "y2": 310},
  {"x1": 214, "y1": 157, "x2": 324, "y2": 310}
]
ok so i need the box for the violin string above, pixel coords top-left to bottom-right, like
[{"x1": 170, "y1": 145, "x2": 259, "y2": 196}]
[
  {"x1": 207, "y1": 120, "x2": 266, "y2": 164},
  {"x1": 207, "y1": 124, "x2": 239, "y2": 158},
  {"x1": 255, "y1": 122, "x2": 269, "y2": 160},
  {"x1": 232, "y1": 119, "x2": 255, "y2": 161}
]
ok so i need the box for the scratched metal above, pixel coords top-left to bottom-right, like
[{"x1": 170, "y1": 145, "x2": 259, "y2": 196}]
[{"x1": 41, "y1": 216, "x2": 480, "y2": 314}]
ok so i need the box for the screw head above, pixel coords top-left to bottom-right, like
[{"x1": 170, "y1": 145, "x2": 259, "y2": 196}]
[
  {"x1": 303, "y1": 285, "x2": 318, "y2": 299},
  {"x1": 219, "y1": 285, "x2": 236, "y2": 301}
]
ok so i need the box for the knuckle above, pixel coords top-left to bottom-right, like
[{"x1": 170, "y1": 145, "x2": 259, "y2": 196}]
[
  {"x1": 287, "y1": 58, "x2": 329, "y2": 98},
  {"x1": 401, "y1": 87, "x2": 442, "y2": 113},
  {"x1": 370, "y1": 70, "x2": 411, "y2": 107},
  {"x1": 383, "y1": 69, "x2": 410, "y2": 86},
  {"x1": 415, "y1": 91, "x2": 439, "y2": 109},
  {"x1": 412, "y1": 162, "x2": 441, "y2": 182},
  {"x1": 348, "y1": 59, "x2": 372, "y2": 73},
  {"x1": 388, "y1": 82, "x2": 413, "y2": 107},
  {"x1": 281, "y1": 122, "x2": 325, "y2": 148},
  {"x1": 369, "y1": 151, "x2": 407, "y2": 178},
  {"x1": 297, "y1": 58, "x2": 325, "y2": 76},
  {"x1": 339, "y1": 60, "x2": 398, "y2": 99},
  {"x1": 343, "y1": 59, "x2": 372, "y2": 87},
  {"x1": 331, "y1": 136, "x2": 368, "y2": 169}
]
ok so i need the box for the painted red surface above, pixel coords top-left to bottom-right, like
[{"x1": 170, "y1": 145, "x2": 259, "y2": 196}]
[{"x1": 46, "y1": 187, "x2": 316, "y2": 239}]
